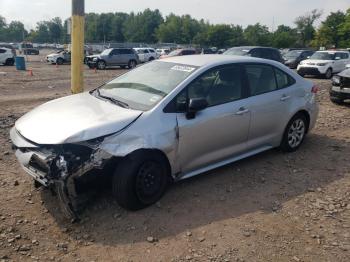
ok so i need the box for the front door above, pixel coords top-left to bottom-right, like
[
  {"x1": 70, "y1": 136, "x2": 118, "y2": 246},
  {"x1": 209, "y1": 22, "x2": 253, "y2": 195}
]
[{"x1": 176, "y1": 64, "x2": 251, "y2": 173}]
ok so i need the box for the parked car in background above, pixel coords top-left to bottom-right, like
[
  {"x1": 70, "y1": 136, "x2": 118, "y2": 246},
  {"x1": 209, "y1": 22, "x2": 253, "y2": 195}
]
[
  {"x1": 86, "y1": 48, "x2": 139, "y2": 70},
  {"x1": 217, "y1": 49, "x2": 226, "y2": 54},
  {"x1": 156, "y1": 48, "x2": 170, "y2": 57},
  {"x1": 10, "y1": 55, "x2": 318, "y2": 219},
  {"x1": 46, "y1": 50, "x2": 71, "y2": 65},
  {"x1": 0, "y1": 43, "x2": 16, "y2": 56},
  {"x1": 0, "y1": 47, "x2": 15, "y2": 66},
  {"x1": 224, "y1": 46, "x2": 284, "y2": 63},
  {"x1": 297, "y1": 50, "x2": 350, "y2": 79},
  {"x1": 284, "y1": 50, "x2": 314, "y2": 69},
  {"x1": 330, "y1": 65, "x2": 350, "y2": 104},
  {"x1": 201, "y1": 48, "x2": 217, "y2": 54},
  {"x1": 133, "y1": 48, "x2": 157, "y2": 62},
  {"x1": 19, "y1": 43, "x2": 39, "y2": 55},
  {"x1": 160, "y1": 48, "x2": 197, "y2": 59}
]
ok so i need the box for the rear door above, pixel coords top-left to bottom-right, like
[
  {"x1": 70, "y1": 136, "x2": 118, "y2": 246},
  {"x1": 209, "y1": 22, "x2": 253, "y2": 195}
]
[{"x1": 243, "y1": 63, "x2": 296, "y2": 150}]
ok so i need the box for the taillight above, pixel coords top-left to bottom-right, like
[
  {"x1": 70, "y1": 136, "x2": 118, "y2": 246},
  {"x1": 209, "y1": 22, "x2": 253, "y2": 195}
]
[{"x1": 311, "y1": 85, "x2": 319, "y2": 94}]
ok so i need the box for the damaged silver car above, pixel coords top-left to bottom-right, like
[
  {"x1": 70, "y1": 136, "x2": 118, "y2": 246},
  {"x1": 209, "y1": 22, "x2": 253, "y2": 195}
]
[{"x1": 10, "y1": 55, "x2": 318, "y2": 220}]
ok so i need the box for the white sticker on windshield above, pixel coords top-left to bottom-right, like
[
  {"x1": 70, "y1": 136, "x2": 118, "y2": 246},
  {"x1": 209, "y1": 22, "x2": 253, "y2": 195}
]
[
  {"x1": 171, "y1": 65, "x2": 196, "y2": 72},
  {"x1": 150, "y1": 95, "x2": 162, "y2": 103}
]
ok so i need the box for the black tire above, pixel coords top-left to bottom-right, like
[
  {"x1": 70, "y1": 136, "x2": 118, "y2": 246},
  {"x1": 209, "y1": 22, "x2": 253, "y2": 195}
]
[
  {"x1": 280, "y1": 113, "x2": 308, "y2": 152},
  {"x1": 56, "y1": 57, "x2": 64, "y2": 65},
  {"x1": 97, "y1": 60, "x2": 106, "y2": 70},
  {"x1": 112, "y1": 150, "x2": 169, "y2": 210},
  {"x1": 5, "y1": 58, "x2": 14, "y2": 66},
  {"x1": 330, "y1": 97, "x2": 344, "y2": 105},
  {"x1": 128, "y1": 60, "x2": 137, "y2": 69},
  {"x1": 325, "y1": 68, "x2": 332, "y2": 79},
  {"x1": 297, "y1": 71, "x2": 305, "y2": 77},
  {"x1": 149, "y1": 57, "x2": 155, "y2": 61}
]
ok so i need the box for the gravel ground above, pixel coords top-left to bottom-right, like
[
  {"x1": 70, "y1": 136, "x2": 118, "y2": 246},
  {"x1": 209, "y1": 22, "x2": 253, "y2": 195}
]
[{"x1": 0, "y1": 50, "x2": 349, "y2": 262}]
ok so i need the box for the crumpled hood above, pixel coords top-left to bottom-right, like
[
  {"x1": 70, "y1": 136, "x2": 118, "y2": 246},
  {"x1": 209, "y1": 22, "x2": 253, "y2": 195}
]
[
  {"x1": 338, "y1": 68, "x2": 350, "y2": 78},
  {"x1": 15, "y1": 92, "x2": 142, "y2": 144},
  {"x1": 86, "y1": 54, "x2": 100, "y2": 59},
  {"x1": 301, "y1": 59, "x2": 334, "y2": 65}
]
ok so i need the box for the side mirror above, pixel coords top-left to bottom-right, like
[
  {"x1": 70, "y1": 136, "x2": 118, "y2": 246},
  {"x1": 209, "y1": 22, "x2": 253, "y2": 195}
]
[{"x1": 186, "y1": 98, "x2": 208, "y2": 119}]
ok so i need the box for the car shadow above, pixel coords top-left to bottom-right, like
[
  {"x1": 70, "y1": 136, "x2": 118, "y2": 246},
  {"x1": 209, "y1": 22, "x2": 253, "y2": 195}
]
[{"x1": 41, "y1": 133, "x2": 349, "y2": 245}]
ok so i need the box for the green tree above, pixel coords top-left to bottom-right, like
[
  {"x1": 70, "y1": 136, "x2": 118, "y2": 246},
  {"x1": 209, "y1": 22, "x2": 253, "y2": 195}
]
[
  {"x1": 0, "y1": 15, "x2": 7, "y2": 41},
  {"x1": 6, "y1": 21, "x2": 27, "y2": 42},
  {"x1": 272, "y1": 25, "x2": 298, "y2": 48},
  {"x1": 294, "y1": 9, "x2": 322, "y2": 47},
  {"x1": 244, "y1": 23, "x2": 271, "y2": 46},
  {"x1": 338, "y1": 8, "x2": 350, "y2": 47},
  {"x1": 48, "y1": 17, "x2": 63, "y2": 43}
]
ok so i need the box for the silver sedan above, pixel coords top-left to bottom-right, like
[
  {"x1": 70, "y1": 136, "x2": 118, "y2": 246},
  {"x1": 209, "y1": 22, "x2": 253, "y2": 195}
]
[{"x1": 10, "y1": 55, "x2": 319, "y2": 219}]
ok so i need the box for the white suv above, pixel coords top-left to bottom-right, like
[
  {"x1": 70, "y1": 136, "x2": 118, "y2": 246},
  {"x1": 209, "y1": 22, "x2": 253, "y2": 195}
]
[
  {"x1": 0, "y1": 47, "x2": 15, "y2": 66},
  {"x1": 297, "y1": 50, "x2": 350, "y2": 79},
  {"x1": 133, "y1": 48, "x2": 157, "y2": 63}
]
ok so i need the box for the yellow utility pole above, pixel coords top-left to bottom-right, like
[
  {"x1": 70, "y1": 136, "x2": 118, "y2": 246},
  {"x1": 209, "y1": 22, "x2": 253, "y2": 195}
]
[{"x1": 71, "y1": 0, "x2": 85, "y2": 94}]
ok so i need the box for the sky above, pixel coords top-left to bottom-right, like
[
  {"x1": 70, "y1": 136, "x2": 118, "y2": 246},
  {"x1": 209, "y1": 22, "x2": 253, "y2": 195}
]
[{"x1": 0, "y1": 0, "x2": 349, "y2": 30}]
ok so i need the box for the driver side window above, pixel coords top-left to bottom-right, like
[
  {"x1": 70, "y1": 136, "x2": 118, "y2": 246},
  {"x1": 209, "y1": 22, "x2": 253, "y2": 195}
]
[{"x1": 175, "y1": 65, "x2": 243, "y2": 110}]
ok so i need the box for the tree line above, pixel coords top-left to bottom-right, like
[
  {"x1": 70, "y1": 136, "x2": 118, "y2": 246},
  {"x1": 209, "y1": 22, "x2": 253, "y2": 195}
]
[{"x1": 0, "y1": 8, "x2": 349, "y2": 49}]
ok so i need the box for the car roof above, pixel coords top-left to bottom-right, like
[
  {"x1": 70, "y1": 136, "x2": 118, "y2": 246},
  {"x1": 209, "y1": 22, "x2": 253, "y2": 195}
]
[
  {"x1": 317, "y1": 50, "x2": 348, "y2": 53},
  {"x1": 160, "y1": 54, "x2": 278, "y2": 67},
  {"x1": 229, "y1": 46, "x2": 278, "y2": 50}
]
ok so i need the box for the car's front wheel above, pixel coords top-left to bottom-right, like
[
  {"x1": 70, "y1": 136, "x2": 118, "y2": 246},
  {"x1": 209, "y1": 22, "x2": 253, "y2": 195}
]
[
  {"x1": 325, "y1": 68, "x2": 332, "y2": 79},
  {"x1": 112, "y1": 150, "x2": 169, "y2": 210},
  {"x1": 330, "y1": 97, "x2": 344, "y2": 105},
  {"x1": 5, "y1": 58, "x2": 14, "y2": 66},
  {"x1": 128, "y1": 60, "x2": 137, "y2": 69},
  {"x1": 97, "y1": 60, "x2": 106, "y2": 70},
  {"x1": 280, "y1": 113, "x2": 308, "y2": 152},
  {"x1": 56, "y1": 57, "x2": 64, "y2": 65}
]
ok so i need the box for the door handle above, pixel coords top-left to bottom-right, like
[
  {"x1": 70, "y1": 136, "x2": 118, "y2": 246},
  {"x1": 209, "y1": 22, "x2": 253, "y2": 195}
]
[
  {"x1": 280, "y1": 95, "x2": 291, "y2": 101},
  {"x1": 235, "y1": 107, "x2": 249, "y2": 115}
]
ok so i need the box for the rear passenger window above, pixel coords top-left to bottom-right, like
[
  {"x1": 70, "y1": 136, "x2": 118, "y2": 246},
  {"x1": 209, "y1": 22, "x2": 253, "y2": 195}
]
[
  {"x1": 245, "y1": 64, "x2": 277, "y2": 96},
  {"x1": 275, "y1": 68, "x2": 295, "y2": 89}
]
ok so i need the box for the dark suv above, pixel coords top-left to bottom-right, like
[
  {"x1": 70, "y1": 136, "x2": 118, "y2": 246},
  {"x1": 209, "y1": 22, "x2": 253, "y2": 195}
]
[
  {"x1": 224, "y1": 46, "x2": 284, "y2": 63},
  {"x1": 283, "y1": 50, "x2": 314, "y2": 69},
  {"x1": 86, "y1": 48, "x2": 140, "y2": 70}
]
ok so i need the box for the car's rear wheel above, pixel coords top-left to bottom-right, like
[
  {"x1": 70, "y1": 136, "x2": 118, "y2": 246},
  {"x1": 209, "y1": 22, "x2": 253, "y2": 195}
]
[
  {"x1": 280, "y1": 113, "x2": 308, "y2": 152},
  {"x1": 5, "y1": 58, "x2": 14, "y2": 66},
  {"x1": 128, "y1": 60, "x2": 137, "y2": 69},
  {"x1": 97, "y1": 60, "x2": 106, "y2": 70},
  {"x1": 56, "y1": 57, "x2": 64, "y2": 65},
  {"x1": 325, "y1": 68, "x2": 332, "y2": 79},
  {"x1": 112, "y1": 150, "x2": 169, "y2": 210}
]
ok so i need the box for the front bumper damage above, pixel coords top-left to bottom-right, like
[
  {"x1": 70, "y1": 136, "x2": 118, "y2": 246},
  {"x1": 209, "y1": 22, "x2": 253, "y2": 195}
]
[{"x1": 10, "y1": 128, "x2": 113, "y2": 221}]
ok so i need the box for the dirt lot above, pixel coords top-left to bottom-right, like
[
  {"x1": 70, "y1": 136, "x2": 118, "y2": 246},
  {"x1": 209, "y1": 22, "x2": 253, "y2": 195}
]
[{"x1": 0, "y1": 50, "x2": 349, "y2": 262}]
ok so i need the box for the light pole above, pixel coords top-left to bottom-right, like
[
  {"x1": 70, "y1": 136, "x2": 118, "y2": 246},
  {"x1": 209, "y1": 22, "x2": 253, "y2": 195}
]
[{"x1": 71, "y1": 0, "x2": 85, "y2": 94}]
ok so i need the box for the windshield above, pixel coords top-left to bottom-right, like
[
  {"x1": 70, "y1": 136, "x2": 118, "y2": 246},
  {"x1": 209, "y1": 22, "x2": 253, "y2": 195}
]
[
  {"x1": 310, "y1": 52, "x2": 335, "y2": 60},
  {"x1": 223, "y1": 48, "x2": 251, "y2": 56},
  {"x1": 101, "y1": 49, "x2": 111, "y2": 56},
  {"x1": 97, "y1": 61, "x2": 198, "y2": 111},
  {"x1": 285, "y1": 50, "x2": 303, "y2": 58}
]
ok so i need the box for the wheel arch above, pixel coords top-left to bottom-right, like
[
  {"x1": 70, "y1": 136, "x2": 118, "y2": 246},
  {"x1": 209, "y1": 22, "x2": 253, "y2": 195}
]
[{"x1": 123, "y1": 148, "x2": 173, "y2": 181}]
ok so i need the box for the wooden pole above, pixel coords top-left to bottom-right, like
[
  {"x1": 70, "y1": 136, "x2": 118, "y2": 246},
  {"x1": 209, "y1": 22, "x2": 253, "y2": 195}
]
[{"x1": 71, "y1": 0, "x2": 84, "y2": 94}]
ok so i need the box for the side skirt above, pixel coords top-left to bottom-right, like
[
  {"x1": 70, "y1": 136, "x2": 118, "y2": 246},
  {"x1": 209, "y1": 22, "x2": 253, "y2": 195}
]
[{"x1": 178, "y1": 146, "x2": 273, "y2": 181}]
